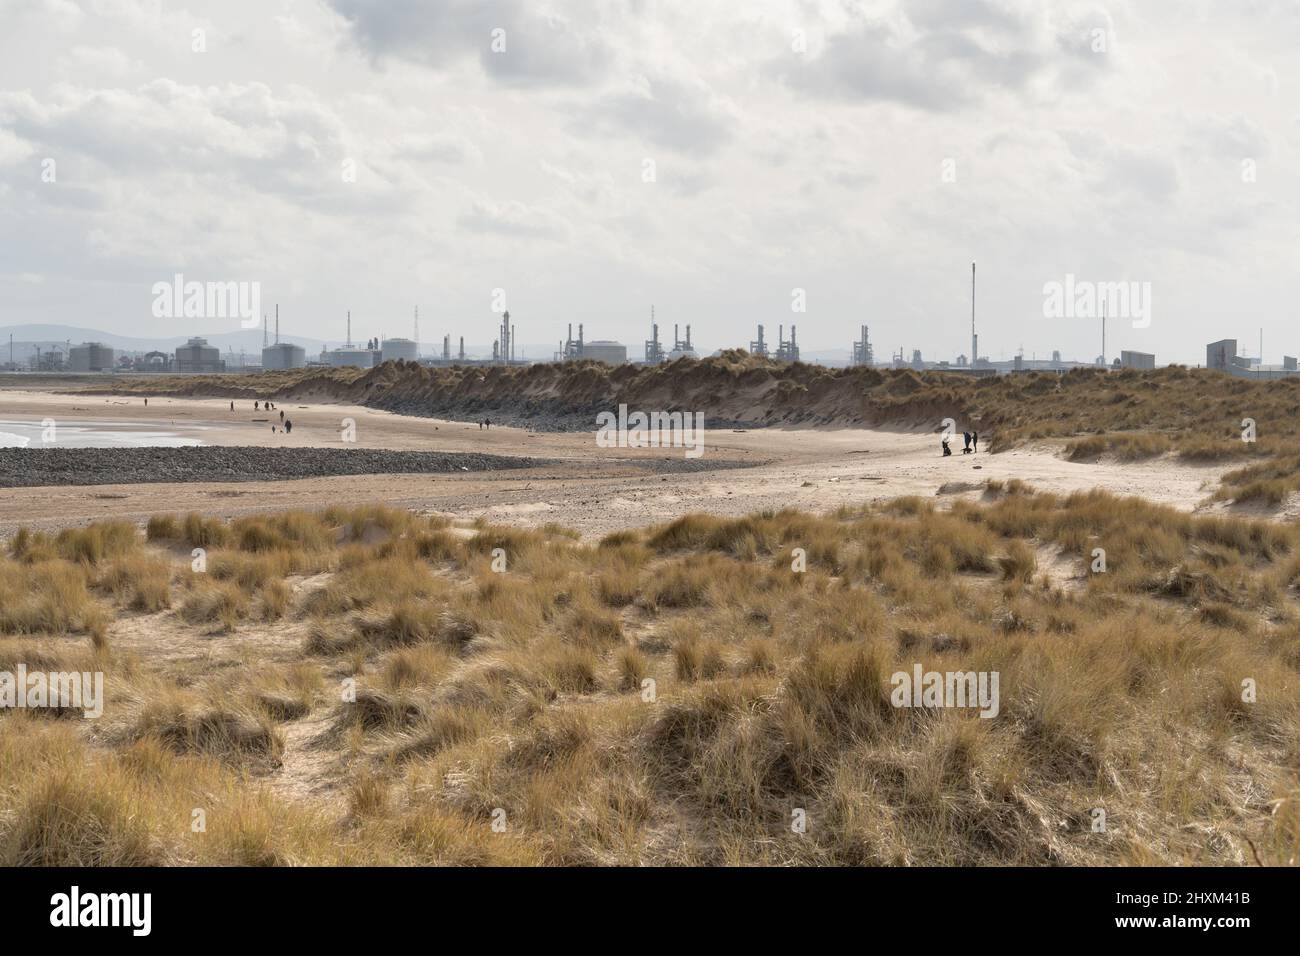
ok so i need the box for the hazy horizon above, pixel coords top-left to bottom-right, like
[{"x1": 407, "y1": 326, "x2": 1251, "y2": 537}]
[{"x1": 2, "y1": 0, "x2": 1297, "y2": 365}]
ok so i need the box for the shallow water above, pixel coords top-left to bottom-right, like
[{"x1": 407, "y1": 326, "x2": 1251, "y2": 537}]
[{"x1": 0, "y1": 419, "x2": 204, "y2": 448}]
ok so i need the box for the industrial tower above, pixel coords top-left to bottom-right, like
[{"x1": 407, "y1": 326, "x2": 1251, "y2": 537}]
[
  {"x1": 852, "y1": 325, "x2": 873, "y2": 366},
  {"x1": 644, "y1": 306, "x2": 664, "y2": 363}
]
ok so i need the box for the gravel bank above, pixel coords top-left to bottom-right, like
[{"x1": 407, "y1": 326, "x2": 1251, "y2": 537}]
[
  {"x1": 0, "y1": 446, "x2": 759, "y2": 488},
  {"x1": 0, "y1": 446, "x2": 547, "y2": 488}
]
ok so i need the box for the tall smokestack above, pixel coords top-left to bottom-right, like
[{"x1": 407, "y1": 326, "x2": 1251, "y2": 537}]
[{"x1": 971, "y1": 262, "x2": 977, "y2": 366}]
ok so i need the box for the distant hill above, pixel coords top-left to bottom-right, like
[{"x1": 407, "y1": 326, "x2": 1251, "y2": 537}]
[{"x1": 0, "y1": 324, "x2": 328, "y2": 356}]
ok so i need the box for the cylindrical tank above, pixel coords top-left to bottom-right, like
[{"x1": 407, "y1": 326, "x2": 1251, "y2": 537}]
[
  {"x1": 328, "y1": 349, "x2": 377, "y2": 368},
  {"x1": 381, "y1": 337, "x2": 419, "y2": 363},
  {"x1": 262, "y1": 342, "x2": 307, "y2": 370},
  {"x1": 582, "y1": 341, "x2": 628, "y2": 365}
]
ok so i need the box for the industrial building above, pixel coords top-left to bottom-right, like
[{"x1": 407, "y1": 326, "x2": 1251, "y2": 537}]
[
  {"x1": 69, "y1": 342, "x2": 116, "y2": 372},
  {"x1": 33, "y1": 347, "x2": 68, "y2": 372},
  {"x1": 1206, "y1": 339, "x2": 1240, "y2": 370},
  {"x1": 1120, "y1": 350, "x2": 1155, "y2": 370},
  {"x1": 175, "y1": 337, "x2": 224, "y2": 373},
  {"x1": 1206, "y1": 337, "x2": 1300, "y2": 379},
  {"x1": 139, "y1": 350, "x2": 173, "y2": 372}
]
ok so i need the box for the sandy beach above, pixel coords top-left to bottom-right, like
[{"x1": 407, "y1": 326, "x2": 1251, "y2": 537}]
[{"x1": 0, "y1": 387, "x2": 1249, "y2": 537}]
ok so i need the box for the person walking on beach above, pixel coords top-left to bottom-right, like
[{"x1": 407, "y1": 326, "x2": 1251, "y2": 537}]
[
  {"x1": 279, "y1": 410, "x2": 284, "y2": 423},
  {"x1": 972, "y1": 431, "x2": 979, "y2": 453},
  {"x1": 230, "y1": 401, "x2": 234, "y2": 411},
  {"x1": 284, "y1": 419, "x2": 292, "y2": 434},
  {"x1": 962, "y1": 430, "x2": 971, "y2": 454},
  {"x1": 941, "y1": 437, "x2": 952, "y2": 457}
]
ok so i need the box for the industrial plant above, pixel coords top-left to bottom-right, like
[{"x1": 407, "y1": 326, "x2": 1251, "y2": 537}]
[{"x1": 10, "y1": 273, "x2": 1300, "y2": 379}]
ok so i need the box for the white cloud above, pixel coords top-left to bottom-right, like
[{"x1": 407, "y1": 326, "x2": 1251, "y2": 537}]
[
  {"x1": 0, "y1": 0, "x2": 1296, "y2": 363},
  {"x1": 59, "y1": 44, "x2": 142, "y2": 78}
]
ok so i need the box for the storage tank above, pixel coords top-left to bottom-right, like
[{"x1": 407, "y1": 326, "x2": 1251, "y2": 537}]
[
  {"x1": 175, "y1": 337, "x2": 224, "y2": 372},
  {"x1": 582, "y1": 340, "x2": 628, "y2": 365},
  {"x1": 381, "y1": 337, "x2": 419, "y2": 363},
  {"x1": 262, "y1": 342, "x2": 307, "y2": 370},
  {"x1": 68, "y1": 342, "x2": 116, "y2": 372},
  {"x1": 327, "y1": 348, "x2": 377, "y2": 368}
]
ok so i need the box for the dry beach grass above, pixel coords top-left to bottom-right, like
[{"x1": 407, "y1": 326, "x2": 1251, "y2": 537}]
[{"x1": 1, "y1": 494, "x2": 1296, "y2": 866}]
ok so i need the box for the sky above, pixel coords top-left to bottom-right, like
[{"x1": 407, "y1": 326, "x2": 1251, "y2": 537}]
[{"x1": 0, "y1": 0, "x2": 1297, "y2": 363}]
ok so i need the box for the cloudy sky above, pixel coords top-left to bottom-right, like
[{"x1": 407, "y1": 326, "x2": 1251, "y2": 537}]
[{"x1": 1, "y1": 0, "x2": 1297, "y2": 362}]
